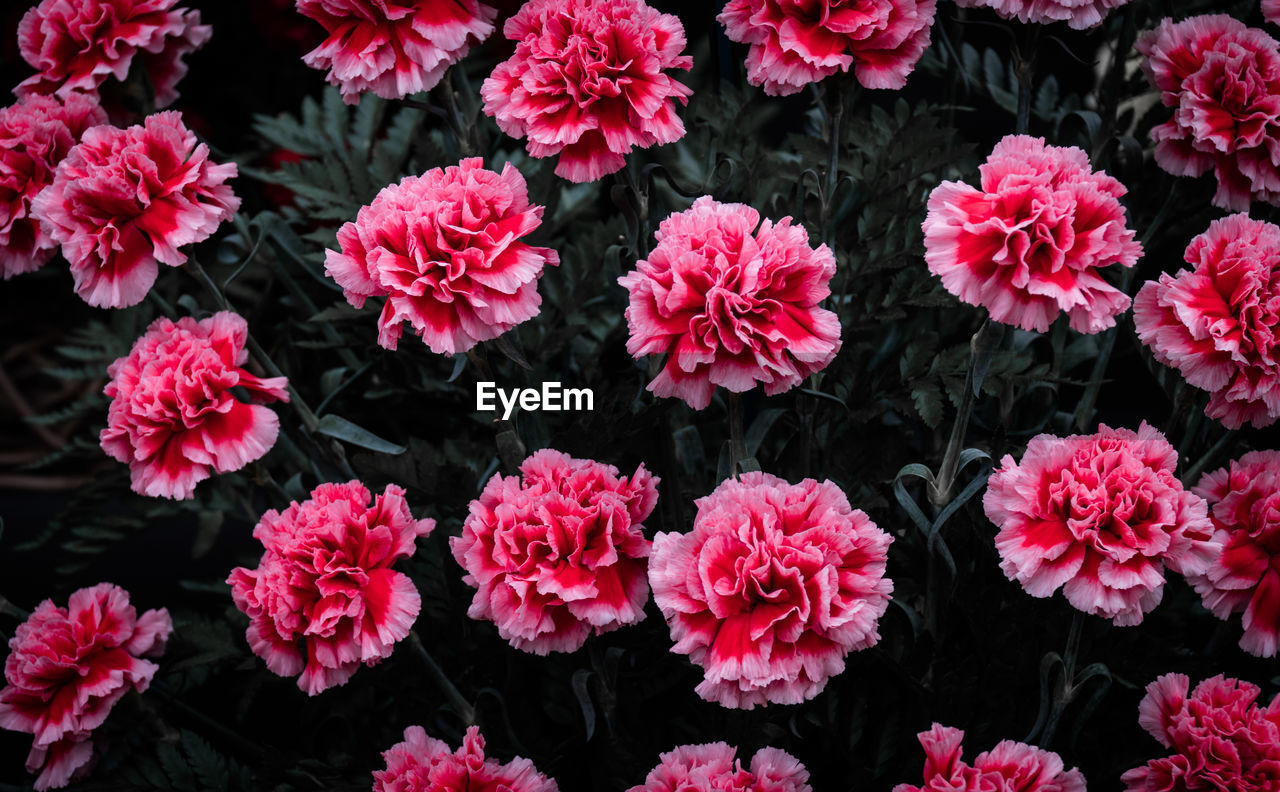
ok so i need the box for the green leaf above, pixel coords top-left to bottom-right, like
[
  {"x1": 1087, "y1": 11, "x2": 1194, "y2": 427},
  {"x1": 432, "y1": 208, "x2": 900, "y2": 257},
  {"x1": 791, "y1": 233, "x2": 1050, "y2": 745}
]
[
  {"x1": 315, "y1": 414, "x2": 407, "y2": 455},
  {"x1": 745, "y1": 408, "x2": 786, "y2": 457}
]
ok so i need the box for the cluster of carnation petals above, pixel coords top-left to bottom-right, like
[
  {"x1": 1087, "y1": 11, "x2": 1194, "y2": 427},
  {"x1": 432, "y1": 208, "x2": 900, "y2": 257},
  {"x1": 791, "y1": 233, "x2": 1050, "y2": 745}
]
[
  {"x1": 325, "y1": 157, "x2": 558, "y2": 355},
  {"x1": 480, "y1": 0, "x2": 692, "y2": 183},
  {"x1": 618, "y1": 196, "x2": 841, "y2": 411},
  {"x1": 227, "y1": 480, "x2": 435, "y2": 695},
  {"x1": 648, "y1": 472, "x2": 892, "y2": 709},
  {"x1": 984, "y1": 422, "x2": 1219, "y2": 626},
  {"x1": 923, "y1": 134, "x2": 1141, "y2": 334},
  {"x1": 451, "y1": 449, "x2": 658, "y2": 655},
  {"x1": 1134, "y1": 214, "x2": 1280, "y2": 429},
  {"x1": 100, "y1": 311, "x2": 289, "y2": 501},
  {"x1": 296, "y1": 0, "x2": 497, "y2": 104},
  {"x1": 0, "y1": 583, "x2": 172, "y2": 791},
  {"x1": 626, "y1": 742, "x2": 811, "y2": 792},
  {"x1": 0, "y1": 92, "x2": 105, "y2": 280},
  {"x1": 1269, "y1": 0, "x2": 1280, "y2": 27},
  {"x1": 1186, "y1": 451, "x2": 1280, "y2": 657},
  {"x1": 952, "y1": 0, "x2": 1129, "y2": 30},
  {"x1": 31, "y1": 110, "x2": 240, "y2": 309},
  {"x1": 1121, "y1": 673, "x2": 1280, "y2": 791},
  {"x1": 373, "y1": 725, "x2": 558, "y2": 792},
  {"x1": 718, "y1": 0, "x2": 937, "y2": 95},
  {"x1": 17, "y1": 0, "x2": 210, "y2": 107},
  {"x1": 892, "y1": 724, "x2": 1085, "y2": 792},
  {"x1": 1137, "y1": 15, "x2": 1280, "y2": 211}
]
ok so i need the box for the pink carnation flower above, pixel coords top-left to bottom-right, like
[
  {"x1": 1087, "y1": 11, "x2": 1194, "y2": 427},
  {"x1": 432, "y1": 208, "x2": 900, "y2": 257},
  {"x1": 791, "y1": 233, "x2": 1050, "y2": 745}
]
[
  {"x1": 451, "y1": 449, "x2": 658, "y2": 654},
  {"x1": 1268, "y1": 0, "x2": 1280, "y2": 27},
  {"x1": 618, "y1": 196, "x2": 841, "y2": 411},
  {"x1": 0, "y1": 583, "x2": 172, "y2": 791},
  {"x1": 373, "y1": 725, "x2": 558, "y2": 792},
  {"x1": 325, "y1": 157, "x2": 559, "y2": 355},
  {"x1": 923, "y1": 134, "x2": 1141, "y2": 334},
  {"x1": 984, "y1": 422, "x2": 1219, "y2": 626},
  {"x1": 228, "y1": 481, "x2": 435, "y2": 695},
  {"x1": 648, "y1": 472, "x2": 892, "y2": 709},
  {"x1": 1121, "y1": 673, "x2": 1280, "y2": 791},
  {"x1": 628, "y1": 742, "x2": 811, "y2": 792},
  {"x1": 30, "y1": 111, "x2": 240, "y2": 308},
  {"x1": 1187, "y1": 451, "x2": 1280, "y2": 657},
  {"x1": 1137, "y1": 15, "x2": 1280, "y2": 211},
  {"x1": 892, "y1": 724, "x2": 1086, "y2": 792},
  {"x1": 1134, "y1": 214, "x2": 1280, "y2": 429},
  {"x1": 718, "y1": 0, "x2": 937, "y2": 95},
  {"x1": 17, "y1": 0, "x2": 210, "y2": 107},
  {"x1": 952, "y1": 0, "x2": 1129, "y2": 30},
  {"x1": 100, "y1": 311, "x2": 290, "y2": 500},
  {"x1": 480, "y1": 0, "x2": 693, "y2": 183},
  {"x1": 0, "y1": 92, "x2": 105, "y2": 280},
  {"x1": 296, "y1": 0, "x2": 497, "y2": 104}
]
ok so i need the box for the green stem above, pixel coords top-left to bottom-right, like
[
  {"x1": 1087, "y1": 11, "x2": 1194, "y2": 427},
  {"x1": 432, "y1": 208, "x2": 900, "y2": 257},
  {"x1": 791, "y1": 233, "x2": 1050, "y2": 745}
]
[
  {"x1": 1039, "y1": 610, "x2": 1083, "y2": 747},
  {"x1": 727, "y1": 392, "x2": 753, "y2": 477},
  {"x1": 408, "y1": 631, "x2": 475, "y2": 725},
  {"x1": 1181, "y1": 429, "x2": 1239, "y2": 487},
  {"x1": 1014, "y1": 27, "x2": 1041, "y2": 135},
  {"x1": 930, "y1": 320, "x2": 1001, "y2": 506}
]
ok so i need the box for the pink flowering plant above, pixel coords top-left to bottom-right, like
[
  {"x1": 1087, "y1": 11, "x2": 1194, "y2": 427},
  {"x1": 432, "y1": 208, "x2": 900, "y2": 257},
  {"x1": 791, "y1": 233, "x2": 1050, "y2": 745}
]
[{"x1": 6, "y1": 0, "x2": 1280, "y2": 791}]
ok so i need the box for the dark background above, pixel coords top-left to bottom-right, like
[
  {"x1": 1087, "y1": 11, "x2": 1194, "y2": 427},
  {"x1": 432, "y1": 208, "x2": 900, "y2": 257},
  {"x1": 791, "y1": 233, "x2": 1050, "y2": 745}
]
[{"x1": 3, "y1": 1, "x2": 1279, "y2": 791}]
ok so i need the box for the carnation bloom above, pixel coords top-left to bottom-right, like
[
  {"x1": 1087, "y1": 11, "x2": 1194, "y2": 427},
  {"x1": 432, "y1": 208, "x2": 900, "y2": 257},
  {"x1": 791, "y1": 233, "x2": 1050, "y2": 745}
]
[
  {"x1": 923, "y1": 134, "x2": 1142, "y2": 334},
  {"x1": 628, "y1": 742, "x2": 811, "y2": 792},
  {"x1": 0, "y1": 583, "x2": 172, "y2": 792},
  {"x1": 100, "y1": 311, "x2": 289, "y2": 500},
  {"x1": 1134, "y1": 214, "x2": 1280, "y2": 429},
  {"x1": 618, "y1": 196, "x2": 841, "y2": 411},
  {"x1": 227, "y1": 481, "x2": 435, "y2": 695},
  {"x1": 325, "y1": 157, "x2": 559, "y2": 355},
  {"x1": 1268, "y1": 0, "x2": 1280, "y2": 27},
  {"x1": 648, "y1": 472, "x2": 892, "y2": 709},
  {"x1": 17, "y1": 0, "x2": 210, "y2": 107},
  {"x1": 0, "y1": 93, "x2": 105, "y2": 280},
  {"x1": 718, "y1": 0, "x2": 937, "y2": 95},
  {"x1": 1136, "y1": 15, "x2": 1280, "y2": 211},
  {"x1": 451, "y1": 449, "x2": 659, "y2": 654},
  {"x1": 984, "y1": 422, "x2": 1219, "y2": 626},
  {"x1": 892, "y1": 724, "x2": 1086, "y2": 792},
  {"x1": 373, "y1": 725, "x2": 558, "y2": 792},
  {"x1": 1121, "y1": 673, "x2": 1280, "y2": 791},
  {"x1": 296, "y1": 0, "x2": 497, "y2": 104},
  {"x1": 1187, "y1": 451, "x2": 1280, "y2": 657},
  {"x1": 951, "y1": 0, "x2": 1128, "y2": 30},
  {"x1": 480, "y1": 0, "x2": 693, "y2": 183},
  {"x1": 30, "y1": 111, "x2": 240, "y2": 308}
]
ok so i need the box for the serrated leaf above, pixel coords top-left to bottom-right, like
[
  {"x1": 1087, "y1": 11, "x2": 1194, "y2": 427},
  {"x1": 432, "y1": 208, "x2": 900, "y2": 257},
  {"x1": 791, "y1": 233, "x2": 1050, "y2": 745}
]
[{"x1": 912, "y1": 382, "x2": 943, "y2": 428}]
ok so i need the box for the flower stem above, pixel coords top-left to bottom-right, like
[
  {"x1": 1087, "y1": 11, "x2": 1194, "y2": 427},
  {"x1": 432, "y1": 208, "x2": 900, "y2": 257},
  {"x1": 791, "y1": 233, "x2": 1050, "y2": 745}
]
[
  {"x1": 408, "y1": 631, "x2": 475, "y2": 725},
  {"x1": 1013, "y1": 27, "x2": 1041, "y2": 135},
  {"x1": 727, "y1": 392, "x2": 756, "y2": 477},
  {"x1": 930, "y1": 319, "x2": 1002, "y2": 506},
  {"x1": 1181, "y1": 429, "x2": 1239, "y2": 487},
  {"x1": 1039, "y1": 610, "x2": 1083, "y2": 747}
]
